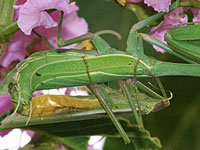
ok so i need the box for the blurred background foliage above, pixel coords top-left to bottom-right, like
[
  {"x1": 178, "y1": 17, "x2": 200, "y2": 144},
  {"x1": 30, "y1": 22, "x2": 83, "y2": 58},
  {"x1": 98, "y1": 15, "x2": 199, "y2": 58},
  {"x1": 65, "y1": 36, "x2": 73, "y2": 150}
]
[{"x1": 76, "y1": 0, "x2": 200, "y2": 149}]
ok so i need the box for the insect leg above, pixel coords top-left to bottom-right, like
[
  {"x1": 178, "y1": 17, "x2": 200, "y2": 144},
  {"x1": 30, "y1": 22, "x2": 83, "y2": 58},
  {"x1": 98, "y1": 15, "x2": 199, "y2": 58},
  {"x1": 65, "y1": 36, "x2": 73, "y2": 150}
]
[
  {"x1": 12, "y1": 93, "x2": 21, "y2": 115},
  {"x1": 120, "y1": 58, "x2": 144, "y2": 129},
  {"x1": 26, "y1": 100, "x2": 32, "y2": 126},
  {"x1": 82, "y1": 56, "x2": 131, "y2": 144},
  {"x1": 133, "y1": 59, "x2": 143, "y2": 127},
  {"x1": 32, "y1": 30, "x2": 55, "y2": 49},
  {"x1": 152, "y1": 77, "x2": 171, "y2": 112}
]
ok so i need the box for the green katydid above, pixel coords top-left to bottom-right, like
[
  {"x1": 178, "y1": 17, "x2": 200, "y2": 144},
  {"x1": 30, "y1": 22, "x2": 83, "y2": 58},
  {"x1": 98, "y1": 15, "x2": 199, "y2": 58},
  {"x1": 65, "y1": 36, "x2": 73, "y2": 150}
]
[
  {"x1": 0, "y1": 0, "x2": 199, "y2": 144},
  {"x1": 0, "y1": 24, "x2": 199, "y2": 145},
  {"x1": 0, "y1": 10, "x2": 169, "y2": 144},
  {"x1": 25, "y1": 82, "x2": 165, "y2": 117},
  {"x1": 165, "y1": 24, "x2": 200, "y2": 63},
  {"x1": 130, "y1": 0, "x2": 200, "y2": 64},
  {"x1": 138, "y1": 23, "x2": 200, "y2": 64}
]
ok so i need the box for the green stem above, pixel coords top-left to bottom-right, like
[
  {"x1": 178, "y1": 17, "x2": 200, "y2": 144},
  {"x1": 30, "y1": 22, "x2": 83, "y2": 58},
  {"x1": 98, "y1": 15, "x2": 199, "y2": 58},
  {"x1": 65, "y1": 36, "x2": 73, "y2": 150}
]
[
  {"x1": 0, "y1": 42, "x2": 8, "y2": 61},
  {"x1": 0, "y1": 0, "x2": 17, "y2": 26},
  {"x1": 0, "y1": 21, "x2": 19, "y2": 42}
]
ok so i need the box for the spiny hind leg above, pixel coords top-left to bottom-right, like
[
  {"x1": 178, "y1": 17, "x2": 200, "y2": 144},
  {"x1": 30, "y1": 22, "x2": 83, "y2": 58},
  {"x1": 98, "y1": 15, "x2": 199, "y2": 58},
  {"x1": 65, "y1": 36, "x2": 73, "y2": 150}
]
[
  {"x1": 82, "y1": 56, "x2": 130, "y2": 144},
  {"x1": 134, "y1": 58, "x2": 143, "y2": 128},
  {"x1": 120, "y1": 80, "x2": 144, "y2": 129},
  {"x1": 119, "y1": 58, "x2": 144, "y2": 129}
]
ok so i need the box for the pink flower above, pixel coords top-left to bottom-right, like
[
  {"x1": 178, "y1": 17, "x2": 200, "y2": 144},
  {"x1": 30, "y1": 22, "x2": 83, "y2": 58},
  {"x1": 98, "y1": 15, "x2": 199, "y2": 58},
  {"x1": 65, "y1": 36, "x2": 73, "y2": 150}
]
[
  {"x1": 191, "y1": 8, "x2": 200, "y2": 22},
  {"x1": 126, "y1": 0, "x2": 142, "y2": 3},
  {"x1": 1, "y1": 31, "x2": 33, "y2": 67},
  {"x1": 1, "y1": 0, "x2": 88, "y2": 67},
  {"x1": 15, "y1": 0, "x2": 70, "y2": 35},
  {"x1": 88, "y1": 145, "x2": 95, "y2": 150},
  {"x1": 15, "y1": 0, "x2": 88, "y2": 49},
  {"x1": 57, "y1": 145, "x2": 66, "y2": 150},
  {"x1": 144, "y1": 0, "x2": 171, "y2": 12},
  {"x1": 149, "y1": 7, "x2": 200, "y2": 53},
  {"x1": 35, "y1": 2, "x2": 88, "y2": 49},
  {"x1": 0, "y1": 78, "x2": 13, "y2": 137},
  {"x1": 65, "y1": 87, "x2": 76, "y2": 95},
  {"x1": 0, "y1": 94, "x2": 13, "y2": 115},
  {"x1": 149, "y1": 7, "x2": 188, "y2": 53}
]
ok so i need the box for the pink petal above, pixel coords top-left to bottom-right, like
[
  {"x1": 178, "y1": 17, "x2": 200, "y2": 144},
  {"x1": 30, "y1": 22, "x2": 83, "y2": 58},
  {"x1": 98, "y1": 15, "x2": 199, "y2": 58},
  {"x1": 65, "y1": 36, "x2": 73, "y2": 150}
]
[
  {"x1": 149, "y1": 7, "x2": 188, "y2": 53},
  {"x1": 1, "y1": 31, "x2": 33, "y2": 67},
  {"x1": 16, "y1": 0, "x2": 70, "y2": 35},
  {"x1": 144, "y1": 0, "x2": 171, "y2": 12},
  {"x1": 88, "y1": 145, "x2": 95, "y2": 150},
  {"x1": 0, "y1": 94, "x2": 13, "y2": 115},
  {"x1": 34, "y1": 2, "x2": 88, "y2": 49},
  {"x1": 65, "y1": 87, "x2": 76, "y2": 95},
  {"x1": 191, "y1": 8, "x2": 200, "y2": 22},
  {"x1": 0, "y1": 67, "x2": 8, "y2": 74},
  {"x1": 0, "y1": 79, "x2": 13, "y2": 137},
  {"x1": 57, "y1": 145, "x2": 66, "y2": 150},
  {"x1": 59, "y1": 2, "x2": 88, "y2": 45},
  {"x1": 26, "y1": 130, "x2": 35, "y2": 137},
  {"x1": 16, "y1": 0, "x2": 27, "y2": 5},
  {"x1": 0, "y1": 130, "x2": 11, "y2": 137},
  {"x1": 32, "y1": 91, "x2": 44, "y2": 97}
]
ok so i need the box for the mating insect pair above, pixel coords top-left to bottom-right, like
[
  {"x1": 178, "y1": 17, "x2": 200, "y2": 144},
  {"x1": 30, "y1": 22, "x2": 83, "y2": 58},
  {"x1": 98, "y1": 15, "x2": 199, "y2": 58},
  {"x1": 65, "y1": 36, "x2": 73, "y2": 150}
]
[
  {"x1": 0, "y1": 10, "x2": 167, "y2": 144},
  {"x1": 1, "y1": 0, "x2": 200, "y2": 145}
]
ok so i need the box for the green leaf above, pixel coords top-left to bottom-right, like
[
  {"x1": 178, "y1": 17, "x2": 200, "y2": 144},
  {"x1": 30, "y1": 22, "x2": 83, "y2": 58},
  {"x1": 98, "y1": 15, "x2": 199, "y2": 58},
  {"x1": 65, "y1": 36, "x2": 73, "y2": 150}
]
[
  {"x1": 58, "y1": 137, "x2": 90, "y2": 150},
  {"x1": 5, "y1": 115, "x2": 161, "y2": 150},
  {"x1": 20, "y1": 134, "x2": 89, "y2": 150},
  {"x1": 20, "y1": 134, "x2": 63, "y2": 150}
]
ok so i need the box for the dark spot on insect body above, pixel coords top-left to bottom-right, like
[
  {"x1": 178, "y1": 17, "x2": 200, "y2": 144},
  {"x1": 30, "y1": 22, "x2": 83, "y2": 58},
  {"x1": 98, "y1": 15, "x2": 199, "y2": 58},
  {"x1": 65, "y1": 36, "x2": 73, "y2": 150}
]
[
  {"x1": 36, "y1": 73, "x2": 42, "y2": 76},
  {"x1": 56, "y1": 49, "x2": 66, "y2": 53}
]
